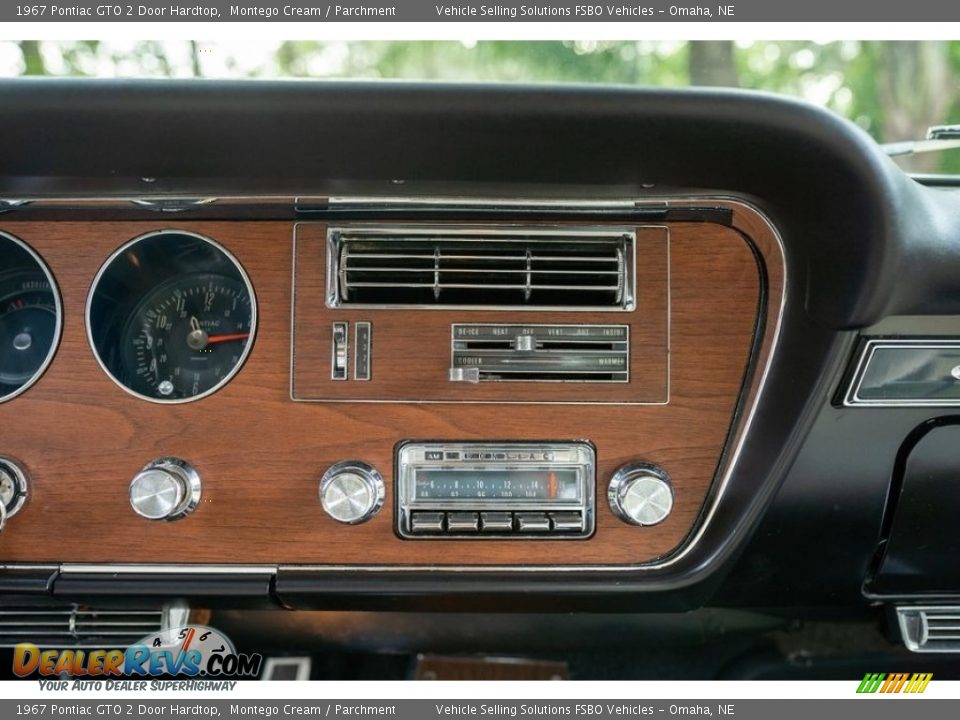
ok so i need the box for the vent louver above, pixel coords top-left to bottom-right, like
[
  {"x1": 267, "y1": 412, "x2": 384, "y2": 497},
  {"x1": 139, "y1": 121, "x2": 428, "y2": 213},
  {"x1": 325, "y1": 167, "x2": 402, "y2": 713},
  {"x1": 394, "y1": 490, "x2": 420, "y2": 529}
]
[
  {"x1": 327, "y1": 227, "x2": 635, "y2": 310},
  {"x1": 0, "y1": 602, "x2": 182, "y2": 647},
  {"x1": 897, "y1": 606, "x2": 960, "y2": 652}
]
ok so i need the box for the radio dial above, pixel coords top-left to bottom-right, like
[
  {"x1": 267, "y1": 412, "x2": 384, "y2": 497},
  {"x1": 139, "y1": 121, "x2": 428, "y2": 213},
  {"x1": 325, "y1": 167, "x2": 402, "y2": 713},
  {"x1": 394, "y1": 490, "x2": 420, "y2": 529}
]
[
  {"x1": 320, "y1": 461, "x2": 385, "y2": 524},
  {"x1": 608, "y1": 463, "x2": 673, "y2": 526}
]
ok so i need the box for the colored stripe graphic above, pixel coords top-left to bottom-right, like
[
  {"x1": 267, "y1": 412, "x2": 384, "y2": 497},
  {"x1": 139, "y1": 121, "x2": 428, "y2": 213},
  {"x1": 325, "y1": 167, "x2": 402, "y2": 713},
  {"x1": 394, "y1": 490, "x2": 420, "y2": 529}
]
[
  {"x1": 858, "y1": 672, "x2": 932, "y2": 694},
  {"x1": 857, "y1": 673, "x2": 885, "y2": 693},
  {"x1": 906, "y1": 673, "x2": 934, "y2": 693}
]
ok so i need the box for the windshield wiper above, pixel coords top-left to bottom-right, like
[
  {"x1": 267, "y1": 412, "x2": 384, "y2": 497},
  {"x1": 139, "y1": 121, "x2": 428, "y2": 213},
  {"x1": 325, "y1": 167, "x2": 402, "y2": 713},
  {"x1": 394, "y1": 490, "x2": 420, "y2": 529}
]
[{"x1": 883, "y1": 125, "x2": 960, "y2": 157}]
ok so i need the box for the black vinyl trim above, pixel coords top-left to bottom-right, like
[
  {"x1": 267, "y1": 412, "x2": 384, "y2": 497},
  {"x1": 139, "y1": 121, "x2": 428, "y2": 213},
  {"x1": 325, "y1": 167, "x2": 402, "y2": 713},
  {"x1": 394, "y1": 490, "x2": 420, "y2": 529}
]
[
  {"x1": 0, "y1": 567, "x2": 58, "y2": 595},
  {"x1": 51, "y1": 572, "x2": 277, "y2": 608}
]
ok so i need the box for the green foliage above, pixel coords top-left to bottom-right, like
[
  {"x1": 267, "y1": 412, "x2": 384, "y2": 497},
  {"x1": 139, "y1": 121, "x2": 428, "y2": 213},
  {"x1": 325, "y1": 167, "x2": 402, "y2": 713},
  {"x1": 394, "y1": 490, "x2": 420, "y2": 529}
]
[{"x1": 3, "y1": 40, "x2": 960, "y2": 172}]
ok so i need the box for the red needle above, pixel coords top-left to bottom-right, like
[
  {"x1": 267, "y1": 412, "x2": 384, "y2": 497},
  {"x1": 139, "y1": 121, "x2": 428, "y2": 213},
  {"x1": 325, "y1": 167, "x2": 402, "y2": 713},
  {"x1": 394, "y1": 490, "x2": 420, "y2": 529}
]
[{"x1": 205, "y1": 332, "x2": 250, "y2": 345}]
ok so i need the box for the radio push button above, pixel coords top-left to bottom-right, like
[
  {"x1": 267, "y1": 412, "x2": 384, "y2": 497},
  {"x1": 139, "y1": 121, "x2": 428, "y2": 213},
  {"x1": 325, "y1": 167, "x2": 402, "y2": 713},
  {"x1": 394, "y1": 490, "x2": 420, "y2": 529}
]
[
  {"x1": 446, "y1": 511, "x2": 480, "y2": 532},
  {"x1": 410, "y1": 511, "x2": 445, "y2": 533},
  {"x1": 549, "y1": 512, "x2": 584, "y2": 532},
  {"x1": 515, "y1": 512, "x2": 551, "y2": 532},
  {"x1": 480, "y1": 512, "x2": 514, "y2": 532}
]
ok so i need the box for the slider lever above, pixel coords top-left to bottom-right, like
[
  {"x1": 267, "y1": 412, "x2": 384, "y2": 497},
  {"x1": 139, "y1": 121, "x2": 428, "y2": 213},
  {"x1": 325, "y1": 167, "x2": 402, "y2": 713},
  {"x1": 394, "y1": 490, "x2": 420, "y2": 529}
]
[
  {"x1": 331, "y1": 322, "x2": 348, "y2": 380},
  {"x1": 514, "y1": 335, "x2": 536, "y2": 351},
  {"x1": 449, "y1": 367, "x2": 481, "y2": 384}
]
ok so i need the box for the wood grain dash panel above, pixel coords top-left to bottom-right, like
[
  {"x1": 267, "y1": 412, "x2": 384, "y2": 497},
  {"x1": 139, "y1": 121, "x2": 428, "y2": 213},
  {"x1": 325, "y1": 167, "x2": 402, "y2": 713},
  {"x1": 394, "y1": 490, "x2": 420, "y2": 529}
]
[{"x1": 0, "y1": 208, "x2": 776, "y2": 566}]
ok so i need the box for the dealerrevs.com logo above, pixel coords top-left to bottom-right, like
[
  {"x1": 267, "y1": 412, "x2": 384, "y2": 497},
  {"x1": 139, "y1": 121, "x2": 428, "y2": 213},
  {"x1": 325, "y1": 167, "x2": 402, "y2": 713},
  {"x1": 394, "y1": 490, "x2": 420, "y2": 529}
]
[
  {"x1": 13, "y1": 625, "x2": 262, "y2": 679},
  {"x1": 857, "y1": 673, "x2": 933, "y2": 694}
]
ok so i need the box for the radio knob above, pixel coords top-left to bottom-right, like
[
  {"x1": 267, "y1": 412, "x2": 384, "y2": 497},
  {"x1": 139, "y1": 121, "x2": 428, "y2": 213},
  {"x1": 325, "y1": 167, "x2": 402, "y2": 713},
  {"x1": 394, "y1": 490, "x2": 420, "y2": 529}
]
[
  {"x1": 129, "y1": 458, "x2": 202, "y2": 521},
  {"x1": 320, "y1": 461, "x2": 385, "y2": 524},
  {"x1": 0, "y1": 457, "x2": 29, "y2": 532},
  {"x1": 608, "y1": 463, "x2": 673, "y2": 526}
]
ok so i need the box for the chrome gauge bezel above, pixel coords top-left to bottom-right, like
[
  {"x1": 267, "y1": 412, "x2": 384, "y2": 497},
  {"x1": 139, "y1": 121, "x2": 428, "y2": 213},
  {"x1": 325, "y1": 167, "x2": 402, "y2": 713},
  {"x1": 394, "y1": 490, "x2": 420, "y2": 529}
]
[
  {"x1": 0, "y1": 455, "x2": 30, "y2": 523},
  {"x1": 0, "y1": 231, "x2": 63, "y2": 404},
  {"x1": 319, "y1": 460, "x2": 386, "y2": 525},
  {"x1": 85, "y1": 229, "x2": 258, "y2": 405}
]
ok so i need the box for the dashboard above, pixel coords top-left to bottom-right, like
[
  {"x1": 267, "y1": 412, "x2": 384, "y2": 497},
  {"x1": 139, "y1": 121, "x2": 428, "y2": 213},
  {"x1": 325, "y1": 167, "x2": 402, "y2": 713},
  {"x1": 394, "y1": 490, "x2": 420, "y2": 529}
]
[
  {"x1": 0, "y1": 209, "x2": 777, "y2": 568},
  {"x1": 2, "y1": 79, "x2": 960, "y2": 675}
]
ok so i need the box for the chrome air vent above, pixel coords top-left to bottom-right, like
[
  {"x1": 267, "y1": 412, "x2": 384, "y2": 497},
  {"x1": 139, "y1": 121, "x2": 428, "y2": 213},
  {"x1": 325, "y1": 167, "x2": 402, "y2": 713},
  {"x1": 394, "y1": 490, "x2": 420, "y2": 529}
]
[
  {"x1": 897, "y1": 606, "x2": 960, "y2": 652},
  {"x1": 0, "y1": 602, "x2": 185, "y2": 647},
  {"x1": 326, "y1": 226, "x2": 635, "y2": 310}
]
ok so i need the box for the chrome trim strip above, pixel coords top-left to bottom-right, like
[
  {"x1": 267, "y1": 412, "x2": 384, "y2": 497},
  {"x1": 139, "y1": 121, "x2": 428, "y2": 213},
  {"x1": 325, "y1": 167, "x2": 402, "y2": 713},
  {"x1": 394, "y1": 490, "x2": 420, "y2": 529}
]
[
  {"x1": 0, "y1": 230, "x2": 64, "y2": 405},
  {"x1": 84, "y1": 229, "x2": 259, "y2": 405},
  {"x1": 0, "y1": 564, "x2": 58, "y2": 571},
  {"x1": 2, "y1": 195, "x2": 784, "y2": 578},
  {"x1": 322, "y1": 196, "x2": 644, "y2": 211},
  {"x1": 130, "y1": 198, "x2": 218, "y2": 212},
  {"x1": 7, "y1": 195, "x2": 650, "y2": 211},
  {"x1": 844, "y1": 339, "x2": 960, "y2": 407}
]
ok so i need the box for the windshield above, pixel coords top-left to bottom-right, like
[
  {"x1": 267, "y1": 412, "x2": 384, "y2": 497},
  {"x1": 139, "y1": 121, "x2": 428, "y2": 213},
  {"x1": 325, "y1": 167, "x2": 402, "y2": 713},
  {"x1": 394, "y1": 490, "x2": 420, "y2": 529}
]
[{"x1": 2, "y1": 39, "x2": 958, "y2": 173}]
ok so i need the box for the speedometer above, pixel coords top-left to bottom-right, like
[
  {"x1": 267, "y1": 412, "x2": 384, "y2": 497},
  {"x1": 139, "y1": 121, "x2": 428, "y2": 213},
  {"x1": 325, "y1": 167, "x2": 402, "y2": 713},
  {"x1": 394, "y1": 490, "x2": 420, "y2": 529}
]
[
  {"x1": 0, "y1": 231, "x2": 62, "y2": 403},
  {"x1": 87, "y1": 230, "x2": 257, "y2": 403}
]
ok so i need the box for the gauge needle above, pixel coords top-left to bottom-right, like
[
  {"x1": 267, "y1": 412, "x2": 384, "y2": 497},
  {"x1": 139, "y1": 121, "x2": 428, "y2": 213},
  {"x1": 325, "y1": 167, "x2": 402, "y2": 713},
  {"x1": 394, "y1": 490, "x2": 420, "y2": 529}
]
[{"x1": 205, "y1": 332, "x2": 250, "y2": 345}]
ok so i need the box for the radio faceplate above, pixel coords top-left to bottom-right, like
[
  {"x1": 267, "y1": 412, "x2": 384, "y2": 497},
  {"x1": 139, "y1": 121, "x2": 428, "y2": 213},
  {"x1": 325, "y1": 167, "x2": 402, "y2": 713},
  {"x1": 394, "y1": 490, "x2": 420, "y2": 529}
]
[{"x1": 396, "y1": 442, "x2": 595, "y2": 539}]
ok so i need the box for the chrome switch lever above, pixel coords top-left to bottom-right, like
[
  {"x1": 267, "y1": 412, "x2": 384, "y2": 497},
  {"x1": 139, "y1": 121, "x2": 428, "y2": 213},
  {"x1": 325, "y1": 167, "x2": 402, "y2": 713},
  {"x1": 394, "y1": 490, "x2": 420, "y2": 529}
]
[
  {"x1": 331, "y1": 322, "x2": 348, "y2": 380},
  {"x1": 449, "y1": 367, "x2": 481, "y2": 383}
]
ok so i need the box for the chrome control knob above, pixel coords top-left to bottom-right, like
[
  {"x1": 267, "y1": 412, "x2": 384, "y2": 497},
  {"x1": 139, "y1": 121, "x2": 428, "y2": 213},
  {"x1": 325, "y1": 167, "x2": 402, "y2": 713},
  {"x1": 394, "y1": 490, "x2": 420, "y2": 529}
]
[
  {"x1": 608, "y1": 463, "x2": 673, "y2": 526},
  {"x1": 0, "y1": 457, "x2": 29, "y2": 532},
  {"x1": 320, "y1": 461, "x2": 385, "y2": 524},
  {"x1": 129, "y1": 458, "x2": 201, "y2": 521}
]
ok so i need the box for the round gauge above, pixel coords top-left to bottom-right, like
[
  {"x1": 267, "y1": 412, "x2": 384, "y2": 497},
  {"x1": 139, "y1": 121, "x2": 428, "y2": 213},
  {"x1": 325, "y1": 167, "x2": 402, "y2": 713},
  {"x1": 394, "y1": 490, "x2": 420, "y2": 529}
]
[
  {"x1": 120, "y1": 274, "x2": 253, "y2": 400},
  {"x1": 0, "y1": 232, "x2": 62, "y2": 403},
  {"x1": 129, "y1": 624, "x2": 237, "y2": 677},
  {"x1": 87, "y1": 230, "x2": 256, "y2": 403}
]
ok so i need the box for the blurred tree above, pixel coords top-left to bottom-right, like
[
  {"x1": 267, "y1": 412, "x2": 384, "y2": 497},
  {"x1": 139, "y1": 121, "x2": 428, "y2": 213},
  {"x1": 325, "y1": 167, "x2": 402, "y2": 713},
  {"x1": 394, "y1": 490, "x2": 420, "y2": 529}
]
[
  {"x1": 868, "y1": 42, "x2": 956, "y2": 173},
  {"x1": 18, "y1": 41, "x2": 45, "y2": 75},
  {"x1": 689, "y1": 41, "x2": 738, "y2": 86}
]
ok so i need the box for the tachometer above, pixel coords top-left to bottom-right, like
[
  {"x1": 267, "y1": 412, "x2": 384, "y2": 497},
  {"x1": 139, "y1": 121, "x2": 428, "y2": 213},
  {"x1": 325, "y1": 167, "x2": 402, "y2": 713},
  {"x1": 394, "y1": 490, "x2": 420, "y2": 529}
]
[
  {"x1": 0, "y1": 232, "x2": 62, "y2": 403},
  {"x1": 87, "y1": 231, "x2": 257, "y2": 403},
  {"x1": 121, "y1": 274, "x2": 253, "y2": 400}
]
